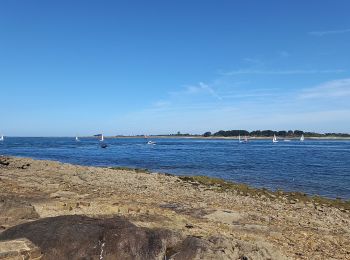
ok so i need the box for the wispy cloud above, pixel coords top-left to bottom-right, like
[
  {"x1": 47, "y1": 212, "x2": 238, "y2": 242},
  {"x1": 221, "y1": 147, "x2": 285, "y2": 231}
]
[
  {"x1": 222, "y1": 69, "x2": 345, "y2": 76},
  {"x1": 171, "y1": 82, "x2": 222, "y2": 100},
  {"x1": 309, "y1": 28, "x2": 350, "y2": 36},
  {"x1": 221, "y1": 93, "x2": 275, "y2": 99},
  {"x1": 243, "y1": 57, "x2": 264, "y2": 66},
  {"x1": 118, "y1": 75, "x2": 350, "y2": 134},
  {"x1": 152, "y1": 100, "x2": 171, "y2": 108},
  {"x1": 300, "y1": 78, "x2": 350, "y2": 99},
  {"x1": 219, "y1": 87, "x2": 280, "y2": 100}
]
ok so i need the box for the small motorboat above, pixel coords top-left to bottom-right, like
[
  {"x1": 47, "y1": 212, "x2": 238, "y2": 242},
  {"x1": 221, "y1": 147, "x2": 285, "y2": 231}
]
[
  {"x1": 100, "y1": 143, "x2": 108, "y2": 148},
  {"x1": 147, "y1": 140, "x2": 156, "y2": 145}
]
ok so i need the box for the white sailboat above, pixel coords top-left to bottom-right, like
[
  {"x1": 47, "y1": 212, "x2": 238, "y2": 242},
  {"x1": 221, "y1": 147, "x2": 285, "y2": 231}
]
[
  {"x1": 99, "y1": 134, "x2": 108, "y2": 147},
  {"x1": 300, "y1": 134, "x2": 304, "y2": 142},
  {"x1": 272, "y1": 134, "x2": 278, "y2": 143},
  {"x1": 75, "y1": 136, "x2": 80, "y2": 142},
  {"x1": 238, "y1": 134, "x2": 248, "y2": 143},
  {"x1": 0, "y1": 134, "x2": 3, "y2": 141}
]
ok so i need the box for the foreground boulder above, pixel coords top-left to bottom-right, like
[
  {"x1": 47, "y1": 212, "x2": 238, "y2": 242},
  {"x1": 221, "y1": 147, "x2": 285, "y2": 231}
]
[
  {"x1": 0, "y1": 215, "x2": 180, "y2": 259},
  {"x1": 0, "y1": 215, "x2": 285, "y2": 260}
]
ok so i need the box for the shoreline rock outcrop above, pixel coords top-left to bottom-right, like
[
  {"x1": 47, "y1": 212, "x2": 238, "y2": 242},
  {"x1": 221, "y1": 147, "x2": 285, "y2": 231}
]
[{"x1": 0, "y1": 156, "x2": 349, "y2": 259}]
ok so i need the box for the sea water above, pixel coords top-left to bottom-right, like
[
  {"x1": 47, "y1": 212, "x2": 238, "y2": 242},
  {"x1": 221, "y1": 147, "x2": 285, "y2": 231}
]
[{"x1": 1, "y1": 137, "x2": 349, "y2": 199}]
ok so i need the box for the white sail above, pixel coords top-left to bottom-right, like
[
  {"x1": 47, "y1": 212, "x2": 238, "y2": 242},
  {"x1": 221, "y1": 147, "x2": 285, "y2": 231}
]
[
  {"x1": 300, "y1": 134, "x2": 304, "y2": 142},
  {"x1": 0, "y1": 134, "x2": 3, "y2": 141},
  {"x1": 238, "y1": 134, "x2": 247, "y2": 143},
  {"x1": 100, "y1": 134, "x2": 104, "y2": 142},
  {"x1": 75, "y1": 136, "x2": 80, "y2": 141},
  {"x1": 273, "y1": 134, "x2": 278, "y2": 143}
]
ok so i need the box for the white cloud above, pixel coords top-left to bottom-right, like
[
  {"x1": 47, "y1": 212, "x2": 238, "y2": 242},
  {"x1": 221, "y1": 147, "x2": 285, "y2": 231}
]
[
  {"x1": 234, "y1": 109, "x2": 350, "y2": 133},
  {"x1": 222, "y1": 69, "x2": 345, "y2": 76},
  {"x1": 117, "y1": 104, "x2": 350, "y2": 135},
  {"x1": 309, "y1": 28, "x2": 350, "y2": 36},
  {"x1": 153, "y1": 100, "x2": 171, "y2": 108},
  {"x1": 300, "y1": 78, "x2": 350, "y2": 99},
  {"x1": 243, "y1": 58, "x2": 264, "y2": 66},
  {"x1": 172, "y1": 82, "x2": 222, "y2": 100},
  {"x1": 117, "y1": 73, "x2": 350, "y2": 134},
  {"x1": 221, "y1": 93, "x2": 275, "y2": 99}
]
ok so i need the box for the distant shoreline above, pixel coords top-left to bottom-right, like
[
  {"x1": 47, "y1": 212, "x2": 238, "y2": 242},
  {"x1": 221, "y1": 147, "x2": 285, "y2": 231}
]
[
  {"x1": 101, "y1": 135, "x2": 350, "y2": 140},
  {"x1": 3, "y1": 135, "x2": 350, "y2": 140}
]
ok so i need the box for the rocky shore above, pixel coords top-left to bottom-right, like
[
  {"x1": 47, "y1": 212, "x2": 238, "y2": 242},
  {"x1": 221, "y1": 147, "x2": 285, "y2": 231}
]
[{"x1": 0, "y1": 156, "x2": 349, "y2": 259}]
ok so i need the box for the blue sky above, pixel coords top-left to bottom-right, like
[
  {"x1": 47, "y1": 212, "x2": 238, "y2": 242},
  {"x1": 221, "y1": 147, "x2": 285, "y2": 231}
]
[{"x1": 1, "y1": 0, "x2": 349, "y2": 136}]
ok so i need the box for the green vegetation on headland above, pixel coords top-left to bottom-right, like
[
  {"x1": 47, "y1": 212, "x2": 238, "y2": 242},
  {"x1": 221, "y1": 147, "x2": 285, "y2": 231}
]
[
  {"x1": 113, "y1": 130, "x2": 350, "y2": 138},
  {"x1": 203, "y1": 130, "x2": 350, "y2": 138},
  {"x1": 107, "y1": 165, "x2": 350, "y2": 211}
]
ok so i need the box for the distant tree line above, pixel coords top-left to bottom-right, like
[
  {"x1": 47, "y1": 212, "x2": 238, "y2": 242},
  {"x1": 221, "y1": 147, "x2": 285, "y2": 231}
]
[
  {"x1": 168, "y1": 131, "x2": 192, "y2": 136},
  {"x1": 202, "y1": 130, "x2": 350, "y2": 137}
]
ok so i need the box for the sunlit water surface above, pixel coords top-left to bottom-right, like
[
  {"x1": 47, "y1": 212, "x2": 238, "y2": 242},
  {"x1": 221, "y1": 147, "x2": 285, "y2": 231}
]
[{"x1": 1, "y1": 137, "x2": 349, "y2": 199}]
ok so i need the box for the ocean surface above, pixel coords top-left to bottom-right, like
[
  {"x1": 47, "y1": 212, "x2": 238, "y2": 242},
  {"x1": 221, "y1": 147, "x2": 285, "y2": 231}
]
[{"x1": 1, "y1": 137, "x2": 350, "y2": 199}]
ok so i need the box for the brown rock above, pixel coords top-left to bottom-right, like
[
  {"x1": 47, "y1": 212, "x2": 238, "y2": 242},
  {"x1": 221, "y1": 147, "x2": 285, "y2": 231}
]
[
  {"x1": 0, "y1": 199, "x2": 39, "y2": 226},
  {"x1": 0, "y1": 215, "x2": 181, "y2": 259},
  {"x1": 0, "y1": 215, "x2": 286, "y2": 260},
  {"x1": 0, "y1": 238, "x2": 42, "y2": 260}
]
